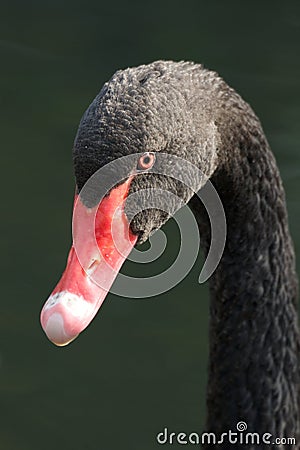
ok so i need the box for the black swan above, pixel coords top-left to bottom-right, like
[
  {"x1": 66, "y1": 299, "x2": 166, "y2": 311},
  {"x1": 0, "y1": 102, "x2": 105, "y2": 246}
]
[{"x1": 40, "y1": 61, "x2": 300, "y2": 447}]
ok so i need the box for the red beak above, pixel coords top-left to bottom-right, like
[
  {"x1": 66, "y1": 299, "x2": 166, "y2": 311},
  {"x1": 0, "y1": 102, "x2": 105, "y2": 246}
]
[{"x1": 40, "y1": 178, "x2": 137, "y2": 346}]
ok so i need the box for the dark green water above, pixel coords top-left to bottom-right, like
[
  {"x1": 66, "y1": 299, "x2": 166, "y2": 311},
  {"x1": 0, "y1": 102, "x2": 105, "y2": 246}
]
[{"x1": 1, "y1": 1, "x2": 300, "y2": 449}]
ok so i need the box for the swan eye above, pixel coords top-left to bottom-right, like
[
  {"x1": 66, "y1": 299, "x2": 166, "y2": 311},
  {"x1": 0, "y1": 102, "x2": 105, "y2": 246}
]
[{"x1": 137, "y1": 152, "x2": 156, "y2": 171}]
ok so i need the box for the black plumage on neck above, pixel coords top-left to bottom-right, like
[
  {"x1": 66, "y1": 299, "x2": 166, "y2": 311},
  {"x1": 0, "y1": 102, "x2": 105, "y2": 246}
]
[{"x1": 191, "y1": 101, "x2": 300, "y2": 445}]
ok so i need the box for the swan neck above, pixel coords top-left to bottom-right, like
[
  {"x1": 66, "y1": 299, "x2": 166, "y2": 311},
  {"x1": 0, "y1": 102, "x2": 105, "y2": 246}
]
[{"x1": 197, "y1": 126, "x2": 300, "y2": 440}]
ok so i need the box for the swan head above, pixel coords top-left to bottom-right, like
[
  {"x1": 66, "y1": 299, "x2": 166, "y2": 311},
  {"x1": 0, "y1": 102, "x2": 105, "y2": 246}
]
[
  {"x1": 41, "y1": 61, "x2": 221, "y2": 345},
  {"x1": 73, "y1": 60, "x2": 220, "y2": 243}
]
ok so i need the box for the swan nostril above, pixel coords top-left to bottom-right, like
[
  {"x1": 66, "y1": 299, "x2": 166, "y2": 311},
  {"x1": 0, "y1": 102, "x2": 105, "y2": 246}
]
[{"x1": 85, "y1": 258, "x2": 100, "y2": 276}]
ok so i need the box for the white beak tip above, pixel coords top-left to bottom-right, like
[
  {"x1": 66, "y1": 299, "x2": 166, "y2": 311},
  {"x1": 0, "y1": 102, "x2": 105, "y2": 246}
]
[{"x1": 43, "y1": 312, "x2": 78, "y2": 347}]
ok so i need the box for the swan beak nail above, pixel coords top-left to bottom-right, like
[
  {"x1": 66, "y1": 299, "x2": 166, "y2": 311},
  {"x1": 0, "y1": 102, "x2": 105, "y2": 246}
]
[{"x1": 43, "y1": 311, "x2": 78, "y2": 347}]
